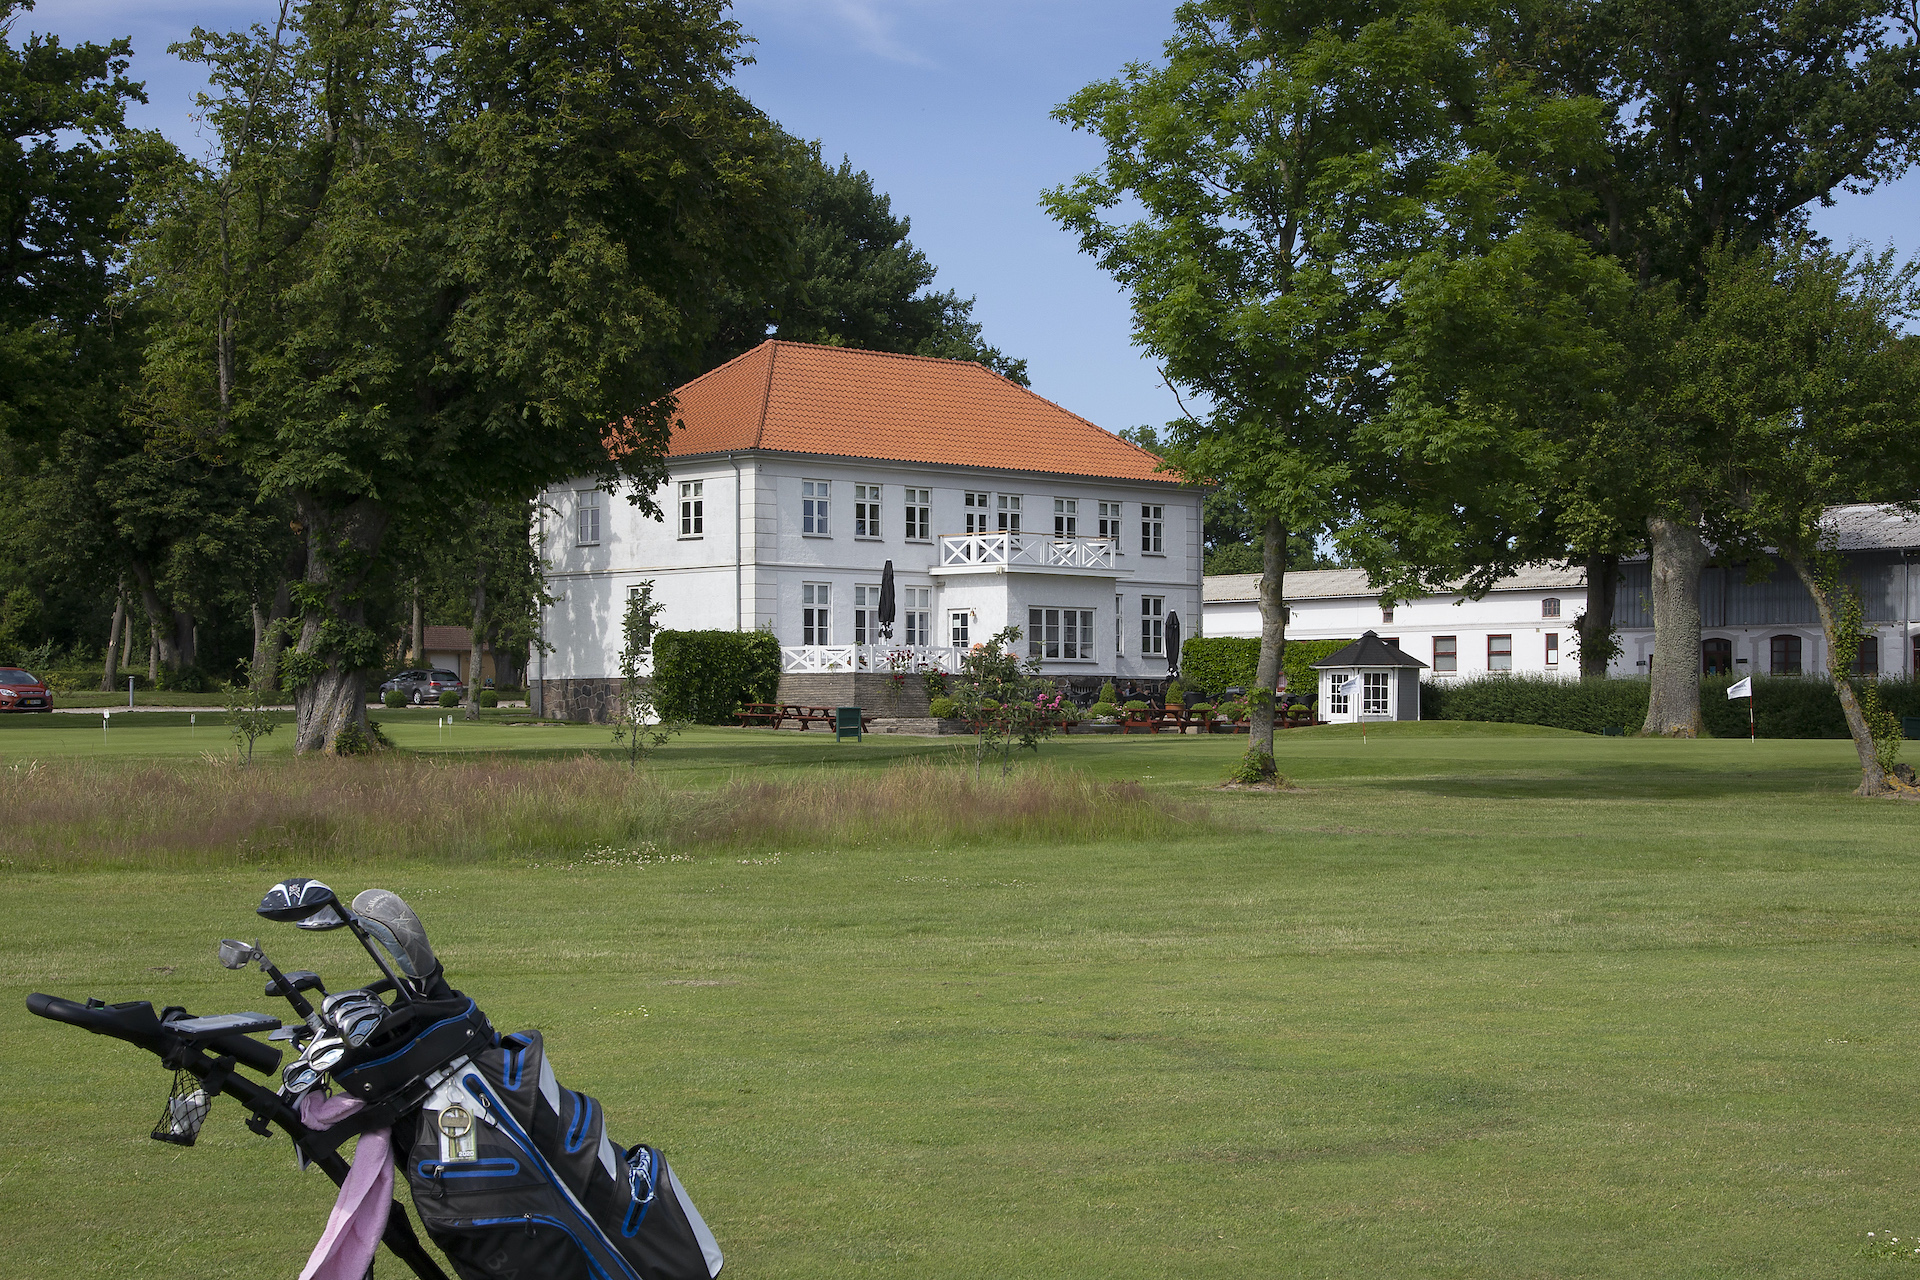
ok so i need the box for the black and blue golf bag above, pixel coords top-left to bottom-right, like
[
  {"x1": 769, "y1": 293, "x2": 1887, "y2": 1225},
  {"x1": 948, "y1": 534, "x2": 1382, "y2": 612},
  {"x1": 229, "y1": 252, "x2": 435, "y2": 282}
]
[{"x1": 320, "y1": 988, "x2": 724, "y2": 1280}]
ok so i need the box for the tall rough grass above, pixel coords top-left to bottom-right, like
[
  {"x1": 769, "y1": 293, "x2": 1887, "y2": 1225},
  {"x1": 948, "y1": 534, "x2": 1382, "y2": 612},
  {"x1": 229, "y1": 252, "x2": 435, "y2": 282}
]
[{"x1": 0, "y1": 756, "x2": 1204, "y2": 872}]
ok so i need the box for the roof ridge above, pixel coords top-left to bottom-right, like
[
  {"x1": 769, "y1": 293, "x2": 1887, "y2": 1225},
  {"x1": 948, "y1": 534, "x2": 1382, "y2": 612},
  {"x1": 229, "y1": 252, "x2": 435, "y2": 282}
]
[
  {"x1": 980, "y1": 364, "x2": 1174, "y2": 474},
  {"x1": 760, "y1": 338, "x2": 992, "y2": 370}
]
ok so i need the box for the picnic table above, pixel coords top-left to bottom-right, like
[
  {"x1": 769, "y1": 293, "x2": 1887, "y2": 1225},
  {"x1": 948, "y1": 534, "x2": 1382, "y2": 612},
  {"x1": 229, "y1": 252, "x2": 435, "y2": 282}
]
[{"x1": 733, "y1": 703, "x2": 873, "y2": 731}]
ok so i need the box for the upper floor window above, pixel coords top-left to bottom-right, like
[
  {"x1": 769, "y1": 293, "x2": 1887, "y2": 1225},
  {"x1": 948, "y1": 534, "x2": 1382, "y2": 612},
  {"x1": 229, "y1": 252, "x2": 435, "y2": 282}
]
[
  {"x1": 575, "y1": 490, "x2": 601, "y2": 546},
  {"x1": 1381, "y1": 606, "x2": 1395, "y2": 625},
  {"x1": 1141, "y1": 504, "x2": 1164, "y2": 554},
  {"x1": 1542, "y1": 597, "x2": 1561, "y2": 619},
  {"x1": 1054, "y1": 498, "x2": 1077, "y2": 539},
  {"x1": 678, "y1": 480, "x2": 703, "y2": 538},
  {"x1": 997, "y1": 493, "x2": 1022, "y2": 533},
  {"x1": 963, "y1": 491, "x2": 991, "y2": 535},
  {"x1": 1097, "y1": 501, "x2": 1123, "y2": 541},
  {"x1": 802, "y1": 479, "x2": 830, "y2": 535},
  {"x1": 904, "y1": 488, "x2": 931, "y2": 541},
  {"x1": 854, "y1": 483, "x2": 882, "y2": 538}
]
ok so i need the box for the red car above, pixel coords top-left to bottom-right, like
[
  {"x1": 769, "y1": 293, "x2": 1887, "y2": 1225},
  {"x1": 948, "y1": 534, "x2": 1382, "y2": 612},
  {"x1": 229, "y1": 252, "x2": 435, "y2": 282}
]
[{"x1": 0, "y1": 668, "x2": 52, "y2": 712}]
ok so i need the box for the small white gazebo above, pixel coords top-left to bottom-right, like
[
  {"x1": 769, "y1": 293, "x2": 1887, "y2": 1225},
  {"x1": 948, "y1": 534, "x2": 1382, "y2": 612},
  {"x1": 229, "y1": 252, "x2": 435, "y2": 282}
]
[{"x1": 1312, "y1": 630, "x2": 1428, "y2": 723}]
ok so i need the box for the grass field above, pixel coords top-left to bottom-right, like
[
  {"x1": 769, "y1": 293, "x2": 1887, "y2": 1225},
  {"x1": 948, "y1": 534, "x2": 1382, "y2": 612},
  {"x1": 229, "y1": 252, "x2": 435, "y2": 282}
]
[{"x1": 3, "y1": 724, "x2": 1918, "y2": 1278}]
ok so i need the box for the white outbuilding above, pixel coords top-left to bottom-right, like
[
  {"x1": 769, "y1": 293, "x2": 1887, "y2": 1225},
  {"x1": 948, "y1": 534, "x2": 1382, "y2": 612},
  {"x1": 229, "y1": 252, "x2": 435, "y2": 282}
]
[{"x1": 1312, "y1": 630, "x2": 1428, "y2": 723}]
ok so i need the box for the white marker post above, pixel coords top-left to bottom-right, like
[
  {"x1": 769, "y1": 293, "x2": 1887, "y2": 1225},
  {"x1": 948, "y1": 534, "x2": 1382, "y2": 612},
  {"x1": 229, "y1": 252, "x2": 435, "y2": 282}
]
[{"x1": 127, "y1": 676, "x2": 134, "y2": 709}]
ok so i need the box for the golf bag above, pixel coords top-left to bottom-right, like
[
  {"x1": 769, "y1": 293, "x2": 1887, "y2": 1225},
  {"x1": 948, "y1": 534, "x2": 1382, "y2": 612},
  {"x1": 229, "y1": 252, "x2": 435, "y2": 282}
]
[{"x1": 326, "y1": 996, "x2": 721, "y2": 1280}]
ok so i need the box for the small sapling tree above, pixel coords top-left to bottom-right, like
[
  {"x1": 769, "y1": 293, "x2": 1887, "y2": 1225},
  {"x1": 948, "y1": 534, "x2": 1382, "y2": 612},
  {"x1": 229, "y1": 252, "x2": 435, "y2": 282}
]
[
  {"x1": 224, "y1": 665, "x2": 278, "y2": 764},
  {"x1": 611, "y1": 581, "x2": 678, "y2": 769}
]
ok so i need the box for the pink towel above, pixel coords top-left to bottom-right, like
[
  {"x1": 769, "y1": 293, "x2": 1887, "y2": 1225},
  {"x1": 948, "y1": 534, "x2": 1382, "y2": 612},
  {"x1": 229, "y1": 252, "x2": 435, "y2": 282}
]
[{"x1": 297, "y1": 1092, "x2": 394, "y2": 1280}]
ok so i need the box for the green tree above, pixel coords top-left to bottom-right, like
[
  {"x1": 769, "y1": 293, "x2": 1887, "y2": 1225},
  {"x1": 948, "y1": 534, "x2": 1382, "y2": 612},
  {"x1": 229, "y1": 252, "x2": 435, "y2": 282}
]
[
  {"x1": 1514, "y1": 0, "x2": 1920, "y2": 732},
  {"x1": 1046, "y1": 0, "x2": 1621, "y2": 781},
  {"x1": 611, "y1": 579, "x2": 677, "y2": 767},
  {"x1": 700, "y1": 136, "x2": 1027, "y2": 383},
  {"x1": 1666, "y1": 242, "x2": 1920, "y2": 791},
  {"x1": 137, "y1": 0, "x2": 785, "y2": 752}
]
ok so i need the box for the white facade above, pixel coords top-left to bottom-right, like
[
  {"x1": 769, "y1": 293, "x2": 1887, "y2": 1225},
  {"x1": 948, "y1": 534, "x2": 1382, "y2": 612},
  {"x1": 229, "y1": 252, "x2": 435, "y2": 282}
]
[
  {"x1": 538, "y1": 454, "x2": 1203, "y2": 685},
  {"x1": 1205, "y1": 567, "x2": 1585, "y2": 682}
]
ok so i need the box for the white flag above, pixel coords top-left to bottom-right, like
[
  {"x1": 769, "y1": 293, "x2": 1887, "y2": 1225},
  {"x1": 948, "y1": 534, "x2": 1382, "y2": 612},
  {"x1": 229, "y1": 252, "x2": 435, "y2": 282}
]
[
  {"x1": 1727, "y1": 676, "x2": 1752, "y2": 699},
  {"x1": 1337, "y1": 676, "x2": 1357, "y2": 692}
]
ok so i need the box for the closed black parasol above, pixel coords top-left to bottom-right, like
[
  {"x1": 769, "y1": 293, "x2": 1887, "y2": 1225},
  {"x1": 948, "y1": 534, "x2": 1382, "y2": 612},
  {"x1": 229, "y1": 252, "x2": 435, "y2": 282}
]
[
  {"x1": 1165, "y1": 611, "x2": 1181, "y2": 671},
  {"x1": 878, "y1": 560, "x2": 897, "y2": 640}
]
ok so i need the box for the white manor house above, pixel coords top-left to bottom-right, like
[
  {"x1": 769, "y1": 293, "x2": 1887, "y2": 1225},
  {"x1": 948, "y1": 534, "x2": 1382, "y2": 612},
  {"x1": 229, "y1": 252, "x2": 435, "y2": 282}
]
[{"x1": 531, "y1": 341, "x2": 1204, "y2": 721}]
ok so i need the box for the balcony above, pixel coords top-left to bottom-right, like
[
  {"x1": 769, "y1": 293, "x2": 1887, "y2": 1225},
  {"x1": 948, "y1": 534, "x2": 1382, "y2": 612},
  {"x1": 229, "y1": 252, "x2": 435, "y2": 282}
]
[
  {"x1": 931, "y1": 531, "x2": 1126, "y2": 576},
  {"x1": 780, "y1": 643, "x2": 968, "y2": 674}
]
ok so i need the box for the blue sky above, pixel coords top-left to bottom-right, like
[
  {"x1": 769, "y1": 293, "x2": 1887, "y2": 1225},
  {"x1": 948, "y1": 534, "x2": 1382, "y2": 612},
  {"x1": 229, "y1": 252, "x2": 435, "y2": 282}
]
[{"x1": 28, "y1": 0, "x2": 1920, "y2": 438}]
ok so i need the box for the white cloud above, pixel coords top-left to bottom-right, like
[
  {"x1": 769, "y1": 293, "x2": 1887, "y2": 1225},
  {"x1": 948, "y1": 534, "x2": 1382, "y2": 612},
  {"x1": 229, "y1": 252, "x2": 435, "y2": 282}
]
[{"x1": 734, "y1": 0, "x2": 938, "y2": 66}]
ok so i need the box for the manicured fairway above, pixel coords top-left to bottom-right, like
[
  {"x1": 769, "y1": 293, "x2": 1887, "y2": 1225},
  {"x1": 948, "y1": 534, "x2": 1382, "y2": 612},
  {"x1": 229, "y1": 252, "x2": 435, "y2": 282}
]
[{"x1": 3, "y1": 726, "x2": 1916, "y2": 1278}]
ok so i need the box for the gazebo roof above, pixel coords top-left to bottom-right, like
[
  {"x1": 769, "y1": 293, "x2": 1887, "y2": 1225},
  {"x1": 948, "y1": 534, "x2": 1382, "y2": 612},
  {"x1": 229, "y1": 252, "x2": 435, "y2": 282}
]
[{"x1": 1310, "y1": 630, "x2": 1429, "y2": 670}]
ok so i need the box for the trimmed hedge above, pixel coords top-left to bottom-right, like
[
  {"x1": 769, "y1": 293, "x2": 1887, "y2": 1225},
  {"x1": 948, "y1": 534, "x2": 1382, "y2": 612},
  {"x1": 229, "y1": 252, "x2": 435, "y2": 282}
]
[
  {"x1": 1423, "y1": 674, "x2": 1920, "y2": 737},
  {"x1": 652, "y1": 629, "x2": 782, "y2": 724},
  {"x1": 1181, "y1": 635, "x2": 1360, "y2": 700}
]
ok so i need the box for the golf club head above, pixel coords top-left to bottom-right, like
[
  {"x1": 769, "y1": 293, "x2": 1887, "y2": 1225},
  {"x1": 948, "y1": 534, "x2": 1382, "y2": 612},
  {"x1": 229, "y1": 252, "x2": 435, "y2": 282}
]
[
  {"x1": 322, "y1": 989, "x2": 389, "y2": 1047},
  {"x1": 258, "y1": 877, "x2": 352, "y2": 931},
  {"x1": 218, "y1": 939, "x2": 261, "y2": 970},
  {"x1": 350, "y1": 889, "x2": 437, "y2": 981}
]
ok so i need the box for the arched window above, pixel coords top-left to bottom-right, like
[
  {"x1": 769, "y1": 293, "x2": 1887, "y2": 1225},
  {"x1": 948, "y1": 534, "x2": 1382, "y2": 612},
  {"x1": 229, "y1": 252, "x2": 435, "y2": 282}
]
[
  {"x1": 1853, "y1": 636, "x2": 1879, "y2": 676},
  {"x1": 1769, "y1": 634, "x2": 1802, "y2": 675},
  {"x1": 1701, "y1": 638, "x2": 1732, "y2": 675},
  {"x1": 1541, "y1": 597, "x2": 1561, "y2": 618}
]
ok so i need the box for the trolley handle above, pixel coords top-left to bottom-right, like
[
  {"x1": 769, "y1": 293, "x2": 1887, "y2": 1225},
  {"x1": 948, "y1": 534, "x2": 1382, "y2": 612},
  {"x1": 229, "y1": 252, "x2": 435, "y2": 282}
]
[{"x1": 27, "y1": 994, "x2": 282, "y2": 1075}]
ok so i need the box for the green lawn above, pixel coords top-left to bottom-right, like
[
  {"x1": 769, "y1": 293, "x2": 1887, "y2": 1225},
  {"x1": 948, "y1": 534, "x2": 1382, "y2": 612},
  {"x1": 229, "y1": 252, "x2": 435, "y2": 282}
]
[{"x1": 4, "y1": 726, "x2": 1917, "y2": 1277}]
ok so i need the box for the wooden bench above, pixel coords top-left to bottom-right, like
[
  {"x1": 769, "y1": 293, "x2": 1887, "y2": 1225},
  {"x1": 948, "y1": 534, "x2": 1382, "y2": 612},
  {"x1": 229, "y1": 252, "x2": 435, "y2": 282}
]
[{"x1": 733, "y1": 703, "x2": 788, "y2": 729}]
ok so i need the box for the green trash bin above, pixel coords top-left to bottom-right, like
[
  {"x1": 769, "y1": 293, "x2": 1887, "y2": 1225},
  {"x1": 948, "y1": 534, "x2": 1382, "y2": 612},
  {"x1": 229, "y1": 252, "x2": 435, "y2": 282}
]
[
  {"x1": 835, "y1": 706, "x2": 863, "y2": 743},
  {"x1": 1903, "y1": 716, "x2": 1920, "y2": 742}
]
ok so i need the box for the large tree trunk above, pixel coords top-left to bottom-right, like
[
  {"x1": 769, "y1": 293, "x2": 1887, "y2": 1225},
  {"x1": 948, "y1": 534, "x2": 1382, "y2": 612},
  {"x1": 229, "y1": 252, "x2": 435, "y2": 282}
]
[
  {"x1": 464, "y1": 555, "x2": 488, "y2": 721},
  {"x1": 1785, "y1": 552, "x2": 1889, "y2": 796},
  {"x1": 410, "y1": 582, "x2": 424, "y2": 666},
  {"x1": 1577, "y1": 552, "x2": 1620, "y2": 680},
  {"x1": 1641, "y1": 515, "x2": 1710, "y2": 736},
  {"x1": 289, "y1": 493, "x2": 391, "y2": 754},
  {"x1": 127, "y1": 561, "x2": 195, "y2": 672},
  {"x1": 1246, "y1": 515, "x2": 1287, "y2": 779},
  {"x1": 99, "y1": 587, "x2": 126, "y2": 692},
  {"x1": 253, "y1": 545, "x2": 307, "y2": 692}
]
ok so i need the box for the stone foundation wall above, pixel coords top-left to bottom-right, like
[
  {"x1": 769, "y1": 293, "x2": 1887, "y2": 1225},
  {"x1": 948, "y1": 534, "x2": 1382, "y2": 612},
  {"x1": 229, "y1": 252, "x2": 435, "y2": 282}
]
[
  {"x1": 536, "y1": 677, "x2": 623, "y2": 724},
  {"x1": 777, "y1": 672, "x2": 931, "y2": 716}
]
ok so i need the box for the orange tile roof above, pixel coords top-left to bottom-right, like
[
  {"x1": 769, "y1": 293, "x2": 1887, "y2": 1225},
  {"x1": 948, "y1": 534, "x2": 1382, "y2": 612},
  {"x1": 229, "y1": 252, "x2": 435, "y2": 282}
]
[{"x1": 665, "y1": 341, "x2": 1177, "y2": 484}]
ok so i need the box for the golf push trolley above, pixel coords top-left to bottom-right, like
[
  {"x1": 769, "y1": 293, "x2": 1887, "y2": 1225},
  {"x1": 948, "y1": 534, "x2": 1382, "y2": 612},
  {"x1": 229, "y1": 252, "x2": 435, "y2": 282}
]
[{"x1": 29, "y1": 877, "x2": 723, "y2": 1280}]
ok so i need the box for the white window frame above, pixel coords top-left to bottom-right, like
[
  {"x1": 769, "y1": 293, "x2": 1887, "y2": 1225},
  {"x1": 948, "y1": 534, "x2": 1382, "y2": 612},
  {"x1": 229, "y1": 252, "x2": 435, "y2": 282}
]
[
  {"x1": 1028, "y1": 607, "x2": 1096, "y2": 660},
  {"x1": 678, "y1": 480, "x2": 703, "y2": 538},
  {"x1": 1328, "y1": 678, "x2": 1351, "y2": 718},
  {"x1": 949, "y1": 610, "x2": 970, "y2": 648},
  {"x1": 802, "y1": 582, "x2": 831, "y2": 645},
  {"x1": 1097, "y1": 500, "x2": 1123, "y2": 542},
  {"x1": 802, "y1": 480, "x2": 830, "y2": 536},
  {"x1": 904, "y1": 488, "x2": 931, "y2": 541},
  {"x1": 853, "y1": 584, "x2": 880, "y2": 644},
  {"x1": 576, "y1": 490, "x2": 601, "y2": 546},
  {"x1": 854, "y1": 483, "x2": 883, "y2": 539},
  {"x1": 1053, "y1": 498, "x2": 1077, "y2": 539},
  {"x1": 903, "y1": 587, "x2": 930, "y2": 646},
  {"x1": 1141, "y1": 595, "x2": 1165, "y2": 655},
  {"x1": 997, "y1": 493, "x2": 1022, "y2": 533},
  {"x1": 1141, "y1": 504, "x2": 1164, "y2": 554},
  {"x1": 1115, "y1": 593, "x2": 1124, "y2": 655},
  {"x1": 963, "y1": 491, "x2": 991, "y2": 535},
  {"x1": 1362, "y1": 671, "x2": 1390, "y2": 715}
]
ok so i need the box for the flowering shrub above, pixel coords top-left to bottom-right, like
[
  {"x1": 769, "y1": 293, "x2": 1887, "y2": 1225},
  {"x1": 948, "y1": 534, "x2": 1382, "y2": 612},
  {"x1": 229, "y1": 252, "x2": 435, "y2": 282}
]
[{"x1": 946, "y1": 627, "x2": 1074, "y2": 776}]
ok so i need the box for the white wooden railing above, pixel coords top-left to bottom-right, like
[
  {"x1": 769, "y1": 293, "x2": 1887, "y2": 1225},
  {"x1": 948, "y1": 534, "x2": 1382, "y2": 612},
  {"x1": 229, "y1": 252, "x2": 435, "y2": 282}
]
[
  {"x1": 937, "y1": 532, "x2": 1117, "y2": 570},
  {"x1": 780, "y1": 643, "x2": 968, "y2": 674}
]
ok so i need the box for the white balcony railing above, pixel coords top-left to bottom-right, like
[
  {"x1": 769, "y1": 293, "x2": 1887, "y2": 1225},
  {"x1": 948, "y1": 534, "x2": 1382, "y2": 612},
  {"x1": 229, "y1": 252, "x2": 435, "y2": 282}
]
[
  {"x1": 780, "y1": 643, "x2": 969, "y2": 674},
  {"x1": 937, "y1": 531, "x2": 1117, "y2": 571}
]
